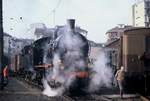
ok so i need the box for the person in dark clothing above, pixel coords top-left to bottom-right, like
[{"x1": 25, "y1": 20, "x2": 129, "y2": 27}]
[
  {"x1": 140, "y1": 52, "x2": 150, "y2": 94},
  {"x1": 0, "y1": 55, "x2": 9, "y2": 90},
  {"x1": 3, "y1": 65, "x2": 8, "y2": 86}
]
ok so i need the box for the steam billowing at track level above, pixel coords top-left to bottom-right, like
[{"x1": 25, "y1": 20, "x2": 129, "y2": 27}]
[
  {"x1": 88, "y1": 52, "x2": 113, "y2": 92},
  {"x1": 17, "y1": 19, "x2": 113, "y2": 97}
]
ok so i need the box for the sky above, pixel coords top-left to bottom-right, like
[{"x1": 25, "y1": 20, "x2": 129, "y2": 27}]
[{"x1": 3, "y1": 0, "x2": 135, "y2": 43}]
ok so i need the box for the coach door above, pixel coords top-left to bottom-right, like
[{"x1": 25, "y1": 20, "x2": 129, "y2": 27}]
[
  {"x1": 146, "y1": 36, "x2": 150, "y2": 53},
  {"x1": 145, "y1": 36, "x2": 150, "y2": 71},
  {"x1": 145, "y1": 36, "x2": 150, "y2": 95}
]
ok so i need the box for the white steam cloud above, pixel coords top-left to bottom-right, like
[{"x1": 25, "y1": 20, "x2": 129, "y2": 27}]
[
  {"x1": 42, "y1": 79, "x2": 64, "y2": 97},
  {"x1": 42, "y1": 54, "x2": 65, "y2": 97},
  {"x1": 89, "y1": 51, "x2": 113, "y2": 92},
  {"x1": 42, "y1": 24, "x2": 113, "y2": 96}
]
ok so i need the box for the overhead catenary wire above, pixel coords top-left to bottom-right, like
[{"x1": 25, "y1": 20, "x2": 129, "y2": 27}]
[
  {"x1": 50, "y1": 0, "x2": 62, "y2": 26},
  {"x1": 53, "y1": 0, "x2": 62, "y2": 11}
]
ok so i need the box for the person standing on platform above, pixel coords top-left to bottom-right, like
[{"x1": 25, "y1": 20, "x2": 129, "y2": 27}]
[{"x1": 115, "y1": 66, "x2": 125, "y2": 98}]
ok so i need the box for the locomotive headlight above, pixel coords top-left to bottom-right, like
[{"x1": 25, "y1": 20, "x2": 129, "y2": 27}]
[
  {"x1": 59, "y1": 63, "x2": 65, "y2": 70},
  {"x1": 58, "y1": 60, "x2": 64, "y2": 70}
]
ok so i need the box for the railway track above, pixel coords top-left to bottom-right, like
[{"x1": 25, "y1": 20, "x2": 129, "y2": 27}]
[
  {"x1": 17, "y1": 77, "x2": 43, "y2": 90},
  {"x1": 16, "y1": 77, "x2": 150, "y2": 101},
  {"x1": 71, "y1": 94, "x2": 150, "y2": 101}
]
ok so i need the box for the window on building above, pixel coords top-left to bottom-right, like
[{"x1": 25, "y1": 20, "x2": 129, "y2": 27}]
[
  {"x1": 136, "y1": 10, "x2": 138, "y2": 14},
  {"x1": 146, "y1": 2, "x2": 150, "y2": 7},
  {"x1": 146, "y1": 9, "x2": 150, "y2": 15},
  {"x1": 136, "y1": 17, "x2": 140, "y2": 19}
]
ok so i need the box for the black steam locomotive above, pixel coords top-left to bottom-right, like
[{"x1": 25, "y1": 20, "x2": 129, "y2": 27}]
[{"x1": 18, "y1": 19, "x2": 90, "y2": 91}]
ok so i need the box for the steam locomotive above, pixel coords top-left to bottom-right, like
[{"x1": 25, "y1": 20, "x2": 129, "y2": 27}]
[{"x1": 17, "y1": 19, "x2": 90, "y2": 92}]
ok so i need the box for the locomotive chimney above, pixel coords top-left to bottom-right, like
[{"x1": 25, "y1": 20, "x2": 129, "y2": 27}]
[{"x1": 67, "y1": 19, "x2": 75, "y2": 31}]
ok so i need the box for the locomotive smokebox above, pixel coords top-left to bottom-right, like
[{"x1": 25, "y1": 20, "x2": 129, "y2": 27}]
[{"x1": 67, "y1": 19, "x2": 75, "y2": 31}]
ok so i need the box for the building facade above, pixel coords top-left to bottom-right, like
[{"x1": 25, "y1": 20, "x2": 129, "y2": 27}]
[
  {"x1": 132, "y1": 0, "x2": 150, "y2": 27},
  {"x1": 88, "y1": 42, "x2": 103, "y2": 65},
  {"x1": 4, "y1": 33, "x2": 12, "y2": 55},
  {"x1": 106, "y1": 25, "x2": 132, "y2": 42},
  {"x1": 105, "y1": 25, "x2": 132, "y2": 72},
  {"x1": 3, "y1": 33, "x2": 33, "y2": 56}
]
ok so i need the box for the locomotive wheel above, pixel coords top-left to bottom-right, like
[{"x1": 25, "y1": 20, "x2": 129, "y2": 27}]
[{"x1": 68, "y1": 77, "x2": 89, "y2": 96}]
